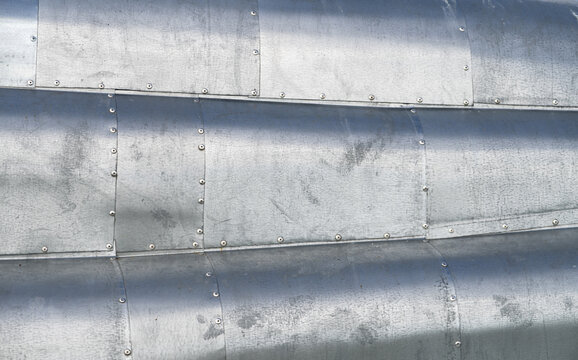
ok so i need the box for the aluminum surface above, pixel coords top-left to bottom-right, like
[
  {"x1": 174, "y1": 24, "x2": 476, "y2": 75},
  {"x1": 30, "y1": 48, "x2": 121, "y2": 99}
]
[
  {"x1": 0, "y1": 258, "x2": 130, "y2": 359},
  {"x1": 420, "y1": 108, "x2": 578, "y2": 239},
  {"x1": 0, "y1": 0, "x2": 37, "y2": 88},
  {"x1": 208, "y1": 241, "x2": 459, "y2": 360},
  {"x1": 202, "y1": 99, "x2": 424, "y2": 248},
  {"x1": 119, "y1": 253, "x2": 225, "y2": 360},
  {"x1": 36, "y1": 0, "x2": 259, "y2": 95},
  {"x1": 258, "y1": 0, "x2": 472, "y2": 105},
  {"x1": 0, "y1": 89, "x2": 116, "y2": 255},
  {"x1": 464, "y1": 0, "x2": 578, "y2": 106},
  {"x1": 115, "y1": 95, "x2": 204, "y2": 252}
]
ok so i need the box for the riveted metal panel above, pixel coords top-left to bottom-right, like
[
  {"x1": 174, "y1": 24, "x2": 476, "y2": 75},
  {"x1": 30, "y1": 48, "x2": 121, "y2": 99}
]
[
  {"x1": 203, "y1": 99, "x2": 424, "y2": 248},
  {"x1": 0, "y1": 0, "x2": 38, "y2": 88},
  {"x1": 421, "y1": 108, "x2": 578, "y2": 239},
  {"x1": 36, "y1": 0, "x2": 259, "y2": 95},
  {"x1": 464, "y1": 0, "x2": 578, "y2": 106},
  {"x1": 119, "y1": 253, "x2": 225, "y2": 360},
  {"x1": 115, "y1": 95, "x2": 204, "y2": 252},
  {"x1": 0, "y1": 258, "x2": 130, "y2": 359},
  {"x1": 209, "y1": 241, "x2": 459, "y2": 360},
  {"x1": 0, "y1": 89, "x2": 116, "y2": 255},
  {"x1": 433, "y1": 229, "x2": 578, "y2": 359},
  {"x1": 258, "y1": 0, "x2": 472, "y2": 105}
]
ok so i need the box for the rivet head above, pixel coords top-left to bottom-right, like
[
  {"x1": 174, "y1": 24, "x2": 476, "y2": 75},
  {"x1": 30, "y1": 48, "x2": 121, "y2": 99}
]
[
  {"x1": 215, "y1": 318, "x2": 222, "y2": 324},
  {"x1": 54, "y1": 80, "x2": 60, "y2": 86},
  {"x1": 202, "y1": 88, "x2": 208, "y2": 94},
  {"x1": 553, "y1": 99, "x2": 559, "y2": 105},
  {"x1": 383, "y1": 233, "x2": 390, "y2": 239},
  {"x1": 279, "y1": 92, "x2": 286, "y2": 98},
  {"x1": 220, "y1": 240, "x2": 227, "y2": 247},
  {"x1": 205, "y1": 272, "x2": 213, "y2": 277},
  {"x1": 459, "y1": 26, "x2": 465, "y2": 31},
  {"x1": 106, "y1": 243, "x2": 113, "y2": 249},
  {"x1": 416, "y1": 97, "x2": 423, "y2": 103},
  {"x1": 192, "y1": 242, "x2": 199, "y2": 248},
  {"x1": 552, "y1": 219, "x2": 559, "y2": 226},
  {"x1": 198, "y1": 144, "x2": 205, "y2": 151},
  {"x1": 277, "y1": 236, "x2": 284, "y2": 243},
  {"x1": 111, "y1": 148, "x2": 117, "y2": 154},
  {"x1": 368, "y1": 94, "x2": 375, "y2": 101},
  {"x1": 455, "y1": 341, "x2": 462, "y2": 347},
  {"x1": 148, "y1": 244, "x2": 155, "y2": 250},
  {"x1": 250, "y1": 10, "x2": 257, "y2": 15},
  {"x1": 335, "y1": 234, "x2": 342, "y2": 241},
  {"x1": 31, "y1": 35, "x2": 37, "y2": 42},
  {"x1": 110, "y1": 127, "x2": 117, "y2": 133},
  {"x1": 320, "y1": 93, "x2": 326, "y2": 99},
  {"x1": 252, "y1": 49, "x2": 259, "y2": 55},
  {"x1": 124, "y1": 349, "x2": 132, "y2": 356},
  {"x1": 198, "y1": 198, "x2": 204, "y2": 204},
  {"x1": 198, "y1": 128, "x2": 204, "y2": 134},
  {"x1": 197, "y1": 228, "x2": 204, "y2": 235},
  {"x1": 449, "y1": 228, "x2": 454, "y2": 233},
  {"x1": 109, "y1": 107, "x2": 116, "y2": 113},
  {"x1": 119, "y1": 297, "x2": 126, "y2": 303},
  {"x1": 441, "y1": 261, "x2": 448, "y2": 267},
  {"x1": 146, "y1": 83, "x2": 153, "y2": 89},
  {"x1": 41, "y1": 246, "x2": 48, "y2": 253},
  {"x1": 27, "y1": 80, "x2": 34, "y2": 86},
  {"x1": 463, "y1": 65, "x2": 469, "y2": 71},
  {"x1": 251, "y1": 89, "x2": 258, "y2": 96},
  {"x1": 419, "y1": 139, "x2": 426, "y2": 145},
  {"x1": 450, "y1": 295, "x2": 457, "y2": 301},
  {"x1": 422, "y1": 223, "x2": 429, "y2": 229},
  {"x1": 213, "y1": 292, "x2": 220, "y2": 297},
  {"x1": 494, "y1": 98, "x2": 501, "y2": 104},
  {"x1": 422, "y1": 186, "x2": 429, "y2": 192},
  {"x1": 502, "y1": 224, "x2": 508, "y2": 229},
  {"x1": 109, "y1": 210, "x2": 116, "y2": 216},
  {"x1": 111, "y1": 170, "x2": 117, "y2": 177},
  {"x1": 199, "y1": 179, "x2": 206, "y2": 185},
  {"x1": 99, "y1": 83, "x2": 105, "y2": 89},
  {"x1": 463, "y1": 99, "x2": 469, "y2": 106},
  {"x1": 410, "y1": 109, "x2": 416, "y2": 113}
]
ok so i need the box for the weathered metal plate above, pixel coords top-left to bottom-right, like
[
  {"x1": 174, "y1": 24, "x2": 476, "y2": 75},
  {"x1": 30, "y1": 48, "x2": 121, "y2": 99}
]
[
  {"x1": 0, "y1": 258, "x2": 130, "y2": 359},
  {"x1": 36, "y1": 0, "x2": 259, "y2": 95},
  {"x1": 119, "y1": 253, "x2": 225, "y2": 359},
  {"x1": 433, "y1": 228, "x2": 578, "y2": 359},
  {"x1": 0, "y1": 0, "x2": 38, "y2": 88},
  {"x1": 208, "y1": 241, "x2": 459, "y2": 360},
  {"x1": 421, "y1": 108, "x2": 578, "y2": 239},
  {"x1": 0, "y1": 89, "x2": 116, "y2": 255},
  {"x1": 203, "y1": 100, "x2": 424, "y2": 248},
  {"x1": 464, "y1": 0, "x2": 578, "y2": 106},
  {"x1": 258, "y1": 0, "x2": 472, "y2": 105},
  {"x1": 115, "y1": 95, "x2": 204, "y2": 252}
]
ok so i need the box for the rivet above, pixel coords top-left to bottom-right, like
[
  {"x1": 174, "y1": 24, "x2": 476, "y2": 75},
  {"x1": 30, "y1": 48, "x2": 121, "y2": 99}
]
[
  {"x1": 463, "y1": 65, "x2": 469, "y2": 71},
  {"x1": 148, "y1": 244, "x2": 155, "y2": 250},
  {"x1": 30, "y1": 35, "x2": 37, "y2": 42},
  {"x1": 335, "y1": 234, "x2": 342, "y2": 241},
  {"x1": 146, "y1": 83, "x2": 153, "y2": 89},
  {"x1": 27, "y1": 80, "x2": 34, "y2": 86},
  {"x1": 109, "y1": 210, "x2": 116, "y2": 216},
  {"x1": 250, "y1": 10, "x2": 257, "y2": 15},
  {"x1": 111, "y1": 148, "x2": 117, "y2": 154},
  {"x1": 455, "y1": 341, "x2": 462, "y2": 348},
  {"x1": 502, "y1": 224, "x2": 508, "y2": 229},
  {"x1": 553, "y1": 99, "x2": 559, "y2": 105},
  {"x1": 192, "y1": 242, "x2": 199, "y2": 248},
  {"x1": 198, "y1": 128, "x2": 204, "y2": 134},
  {"x1": 441, "y1": 261, "x2": 448, "y2": 267},
  {"x1": 494, "y1": 98, "x2": 501, "y2": 104},
  {"x1": 199, "y1": 179, "x2": 206, "y2": 185},
  {"x1": 252, "y1": 49, "x2": 259, "y2": 55},
  {"x1": 41, "y1": 246, "x2": 48, "y2": 253},
  {"x1": 416, "y1": 97, "x2": 423, "y2": 103},
  {"x1": 320, "y1": 93, "x2": 326, "y2": 99},
  {"x1": 450, "y1": 295, "x2": 457, "y2": 301},
  {"x1": 410, "y1": 109, "x2": 416, "y2": 113},
  {"x1": 205, "y1": 272, "x2": 213, "y2": 277},
  {"x1": 220, "y1": 240, "x2": 227, "y2": 247},
  {"x1": 419, "y1": 139, "x2": 426, "y2": 145},
  {"x1": 384, "y1": 233, "x2": 390, "y2": 239},
  {"x1": 251, "y1": 89, "x2": 258, "y2": 96},
  {"x1": 198, "y1": 198, "x2": 204, "y2": 204},
  {"x1": 111, "y1": 170, "x2": 117, "y2": 177},
  {"x1": 119, "y1": 297, "x2": 126, "y2": 303},
  {"x1": 422, "y1": 223, "x2": 429, "y2": 229},
  {"x1": 124, "y1": 349, "x2": 132, "y2": 356},
  {"x1": 449, "y1": 228, "x2": 454, "y2": 233},
  {"x1": 106, "y1": 243, "x2": 113, "y2": 249},
  {"x1": 54, "y1": 80, "x2": 60, "y2": 86},
  {"x1": 459, "y1": 26, "x2": 465, "y2": 31},
  {"x1": 552, "y1": 219, "x2": 559, "y2": 226},
  {"x1": 422, "y1": 186, "x2": 429, "y2": 192},
  {"x1": 197, "y1": 228, "x2": 204, "y2": 235},
  {"x1": 198, "y1": 144, "x2": 205, "y2": 151},
  {"x1": 215, "y1": 318, "x2": 222, "y2": 324},
  {"x1": 99, "y1": 83, "x2": 105, "y2": 89},
  {"x1": 202, "y1": 88, "x2": 208, "y2": 94},
  {"x1": 110, "y1": 127, "x2": 117, "y2": 133},
  {"x1": 463, "y1": 99, "x2": 469, "y2": 106},
  {"x1": 109, "y1": 107, "x2": 116, "y2": 113},
  {"x1": 108, "y1": 94, "x2": 114, "y2": 98},
  {"x1": 280, "y1": 92, "x2": 286, "y2": 98},
  {"x1": 368, "y1": 94, "x2": 375, "y2": 101},
  {"x1": 277, "y1": 236, "x2": 284, "y2": 243},
  {"x1": 213, "y1": 292, "x2": 220, "y2": 297}
]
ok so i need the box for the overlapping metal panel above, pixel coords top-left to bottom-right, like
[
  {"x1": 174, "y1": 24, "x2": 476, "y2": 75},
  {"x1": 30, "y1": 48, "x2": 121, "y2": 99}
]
[
  {"x1": 0, "y1": 89, "x2": 116, "y2": 255},
  {"x1": 464, "y1": 0, "x2": 578, "y2": 106},
  {"x1": 0, "y1": 0, "x2": 38, "y2": 88},
  {"x1": 420, "y1": 108, "x2": 578, "y2": 239},
  {"x1": 203, "y1": 99, "x2": 424, "y2": 248},
  {"x1": 36, "y1": 0, "x2": 260, "y2": 95},
  {"x1": 115, "y1": 95, "x2": 204, "y2": 252},
  {"x1": 258, "y1": 0, "x2": 472, "y2": 105}
]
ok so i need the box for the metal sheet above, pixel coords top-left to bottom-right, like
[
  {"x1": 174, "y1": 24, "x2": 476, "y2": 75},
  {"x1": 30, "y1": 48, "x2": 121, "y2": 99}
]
[
  {"x1": 119, "y1": 253, "x2": 225, "y2": 360},
  {"x1": 0, "y1": 89, "x2": 116, "y2": 255},
  {"x1": 420, "y1": 108, "x2": 578, "y2": 239},
  {"x1": 0, "y1": 0, "x2": 38, "y2": 88},
  {"x1": 203, "y1": 99, "x2": 424, "y2": 248},
  {"x1": 464, "y1": 0, "x2": 578, "y2": 106},
  {"x1": 208, "y1": 241, "x2": 459, "y2": 360},
  {"x1": 433, "y1": 228, "x2": 578, "y2": 359},
  {"x1": 0, "y1": 258, "x2": 130, "y2": 359},
  {"x1": 115, "y1": 95, "x2": 204, "y2": 252},
  {"x1": 36, "y1": 0, "x2": 259, "y2": 95},
  {"x1": 258, "y1": 0, "x2": 472, "y2": 105}
]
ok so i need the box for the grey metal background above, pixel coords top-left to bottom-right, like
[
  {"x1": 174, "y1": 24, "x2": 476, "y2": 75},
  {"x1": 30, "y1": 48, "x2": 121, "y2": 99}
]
[
  {"x1": 258, "y1": 0, "x2": 472, "y2": 105},
  {"x1": 202, "y1": 99, "x2": 424, "y2": 247},
  {"x1": 420, "y1": 108, "x2": 578, "y2": 239},
  {"x1": 0, "y1": 89, "x2": 116, "y2": 255},
  {"x1": 0, "y1": 258, "x2": 130, "y2": 359},
  {"x1": 464, "y1": 0, "x2": 578, "y2": 107},
  {"x1": 115, "y1": 95, "x2": 204, "y2": 252},
  {"x1": 0, "y1": 0, "x2": 38, "y2": 88},
  {"x1": 120, "y1": 253, "x2": 225, "y2": 360},
  {"x1": 36, "y1": 0, "x2": 260, "y2": 95}
]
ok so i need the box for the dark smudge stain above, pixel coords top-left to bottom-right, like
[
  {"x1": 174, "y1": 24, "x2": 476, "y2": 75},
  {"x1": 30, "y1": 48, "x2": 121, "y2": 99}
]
[
  {"x1": 203, "y1": 323, "x2": 224, "y2": 340},
  {"x1": 353, "y1": 324, "x2": 378, "y2": 346},
  {"x1": 237, "y1": 313, "x2": 261, "y2": 329},
  {"x1": 197, "y1": 314, "x2": 206, "y2": 324},
  {"x1": 564, "y1": 297, "x2": 573, "y2": 311},
  {"x1": 151, "y1": 208, "x2": 177, "y2": 229}
]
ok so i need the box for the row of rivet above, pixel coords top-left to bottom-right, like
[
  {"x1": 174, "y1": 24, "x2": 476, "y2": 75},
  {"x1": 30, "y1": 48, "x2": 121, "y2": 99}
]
[
  {"x1": 446, "y1": 218, "x2": 560, "y2": 234},
  {"x1": 109, "y1": 93, "x2": 118, "y2": 252},
  {"x1": 440, "y1": 260, "x2": 462, "y2": 349}
]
